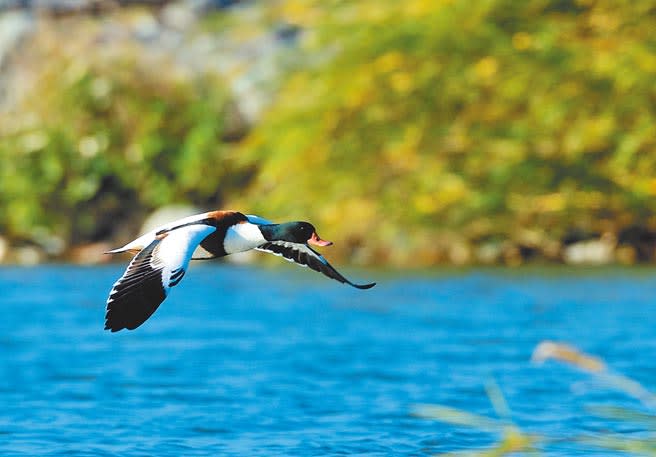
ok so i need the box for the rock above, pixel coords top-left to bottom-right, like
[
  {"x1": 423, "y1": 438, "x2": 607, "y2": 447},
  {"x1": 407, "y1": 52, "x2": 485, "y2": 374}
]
[
  {"x1": 1, "y1": 1, "x2": 302, "y2": 126},
  {"x1": 0, "y1": 1, "x2": 28, "y2": 10},
  {"x1": 0, "y1": 11, "x2": 35, "y2": 113},
  {"x1": 140, "y1": 204, "x2": 202, "y2": 233},
  {"x1": 68, "y1": 241, "x2": 114, "y2": 264},
  {"x1": 161, "y1": 1, "x2": 195, "y2": 30},
  {"x1": 448, "y1": 241, "x2": 471, "y2": 265},
  {"x1": 476, "y1": 242, "x2": 502, "y2": 264},
  {"x1": 13, "y1": 245, "x2": 45, "y2": 265},
  {"x1": 0, "y1": 236, "x2": 8, "y2": 263},
  {"x1": 8, "y1": 1, "x2": 169, "y2": 15},
  {"x1": 130, "y1": 9, "x2": 160, "y2": 42},
  {"x1": 26, "y1": 227, "x2": 66, "y2": 256},
  {"x1": 0, "y1": 10, "x2": 33, "y2": 68},
  {"x1": 32, "y1": 0, "x2": 93, "y2": 13},
  {"x1": 563, "y1": 233, "x2": 616, "y2": 265}
]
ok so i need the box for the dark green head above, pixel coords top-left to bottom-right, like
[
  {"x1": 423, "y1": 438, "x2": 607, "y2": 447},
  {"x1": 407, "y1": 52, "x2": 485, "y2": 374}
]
[{"x1": 260, "y1": 221, "x2": 333, "y2": 246}]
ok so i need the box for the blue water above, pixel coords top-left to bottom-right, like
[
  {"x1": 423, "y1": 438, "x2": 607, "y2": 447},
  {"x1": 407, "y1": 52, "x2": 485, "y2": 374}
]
[{"x1": 1, "y1": 265, "x2": 656, "y2": 456}]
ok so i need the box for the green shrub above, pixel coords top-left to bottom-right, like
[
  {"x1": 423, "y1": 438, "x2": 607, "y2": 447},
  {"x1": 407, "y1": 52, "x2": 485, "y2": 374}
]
[
  {"x1": 0, "y1": 22, "x2": 243, "y2": 245},
  {"x1": 233, "y1": 0, "x2": 656, "y2": 264}
]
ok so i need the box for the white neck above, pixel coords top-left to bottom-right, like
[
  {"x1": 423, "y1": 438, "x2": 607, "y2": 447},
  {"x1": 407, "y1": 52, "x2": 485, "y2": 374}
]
[{"x1": 223, "y1": 223, "x2": 266, "y2": 254}]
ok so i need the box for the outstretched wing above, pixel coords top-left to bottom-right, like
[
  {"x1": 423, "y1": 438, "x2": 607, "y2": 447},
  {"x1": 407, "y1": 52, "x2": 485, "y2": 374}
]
[
  {"x1": 256, "y1": 241, "x2": 375, "y2": 289},
  {"x1": 104, "y1": 224, "x2": 216, "y2": 332}
]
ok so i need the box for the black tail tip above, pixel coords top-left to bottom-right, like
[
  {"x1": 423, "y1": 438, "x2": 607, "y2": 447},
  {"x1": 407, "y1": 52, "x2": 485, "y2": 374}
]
[{"x1": 354, "y1": 282, "x2": 376, "y2": 290}]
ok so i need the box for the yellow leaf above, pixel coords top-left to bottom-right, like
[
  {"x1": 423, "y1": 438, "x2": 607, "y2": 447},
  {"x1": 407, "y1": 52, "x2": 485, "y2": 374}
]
[
  {"x1": 473, "y1": 56, "x2": 499, "y2": 82},
  {"x1": 512, "y1": 32, "x2": 532, "y2": 51}
]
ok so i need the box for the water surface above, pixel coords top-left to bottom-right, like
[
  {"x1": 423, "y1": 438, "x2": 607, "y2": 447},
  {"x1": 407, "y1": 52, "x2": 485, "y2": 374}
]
[{"x1": 1, "y1": 265, "x2": 655, "y2": 455}]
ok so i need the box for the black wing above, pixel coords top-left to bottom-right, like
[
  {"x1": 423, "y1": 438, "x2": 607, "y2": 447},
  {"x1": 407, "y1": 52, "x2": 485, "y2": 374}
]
[
  {"x1": 104, "y1": 239, "x2": 169, "y2": 332},
  {"x1": 256, "y1": 241, "x2": 375, "y2": 289}
]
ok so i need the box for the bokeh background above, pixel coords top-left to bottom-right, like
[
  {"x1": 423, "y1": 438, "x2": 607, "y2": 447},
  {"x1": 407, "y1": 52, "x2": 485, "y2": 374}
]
[
  {"x1": 3, "y1": 3, "x2": 656, "y2": 456},
  {"x1": 1, "y1": 0, "x2": 656, "y2": 267}
]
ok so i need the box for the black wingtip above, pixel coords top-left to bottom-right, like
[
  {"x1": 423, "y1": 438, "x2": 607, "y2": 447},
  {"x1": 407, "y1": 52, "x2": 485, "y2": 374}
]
[
  {"x1": 352, "y1": 281, "x2": 376, "y2": 290},
  {"x1": 104, "y1": 315, "x2": 124, "y2": 332}
]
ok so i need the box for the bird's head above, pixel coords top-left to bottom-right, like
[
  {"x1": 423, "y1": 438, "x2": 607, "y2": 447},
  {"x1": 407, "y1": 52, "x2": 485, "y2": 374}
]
[{"x1": 261, "y1": 221, "x2": 333, "y2": 246}]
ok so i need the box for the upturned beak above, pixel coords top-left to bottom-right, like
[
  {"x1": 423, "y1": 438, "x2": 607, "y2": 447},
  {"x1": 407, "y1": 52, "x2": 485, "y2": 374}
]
[{"x1": 308, "y1": 232, "x2": 333, "y2": 247}]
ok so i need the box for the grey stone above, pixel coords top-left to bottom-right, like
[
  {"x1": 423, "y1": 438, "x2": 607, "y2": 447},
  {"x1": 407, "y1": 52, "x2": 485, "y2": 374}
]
[
  {"x1": 140, "y1": 204, "x2": 203, "y2": 233},
  {"x1": 0, "y1": 236, "x2": 7, "y2": 263},
  {"x1": 0, "y1": 10, "x2": 33, "y2": 68},
  {"x1": 563, "y1": 233, "x2": 616, "y2": 265}
]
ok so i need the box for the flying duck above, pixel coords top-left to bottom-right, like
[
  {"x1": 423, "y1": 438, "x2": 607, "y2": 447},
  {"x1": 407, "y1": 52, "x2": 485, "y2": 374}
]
[{"x1": 104, "y1": 210, "x2": 375, "y2": 332}]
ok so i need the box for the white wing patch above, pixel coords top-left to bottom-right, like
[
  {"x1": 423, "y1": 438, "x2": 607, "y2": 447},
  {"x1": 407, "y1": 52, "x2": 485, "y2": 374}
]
[
  {"x1": 156, "y1": 224, "x2": 217, "y2": 286},
  {"x1": 104, "y1": 223, "x2": 216, "y2": 331}
]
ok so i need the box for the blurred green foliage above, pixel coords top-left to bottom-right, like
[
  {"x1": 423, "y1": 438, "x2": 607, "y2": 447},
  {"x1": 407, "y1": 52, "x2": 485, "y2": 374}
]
[
  {"x1": 236, "y1": 0, "x2": 656, "y2": 264},
  {"x1": 2, "y1": 1, "x2": 656, "y2": 264},
  {"x1": 0, "y1": 20, "x2": 245, "y2": 246}
]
